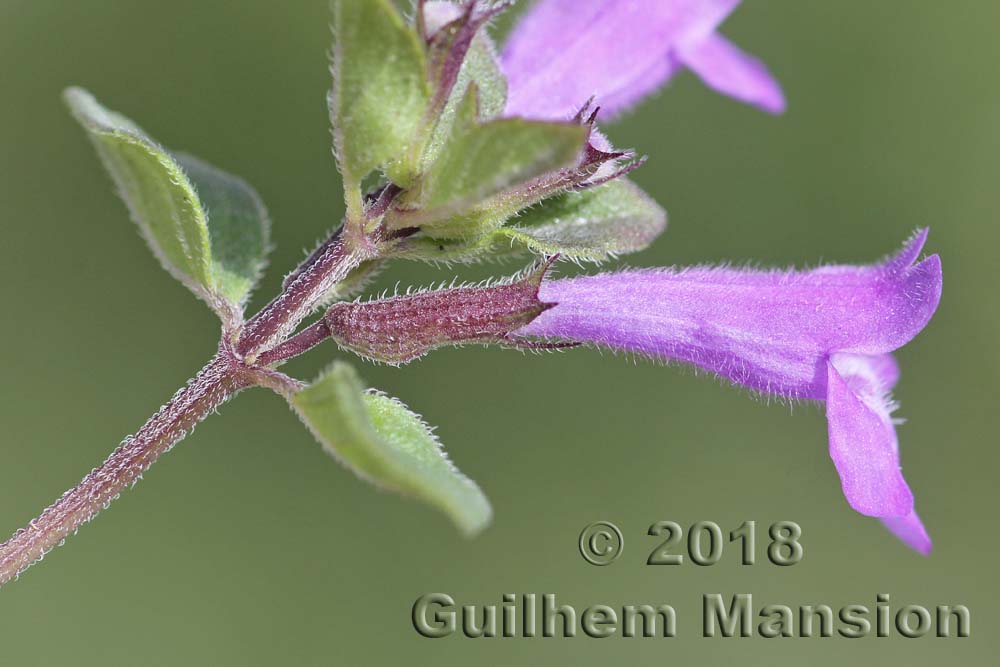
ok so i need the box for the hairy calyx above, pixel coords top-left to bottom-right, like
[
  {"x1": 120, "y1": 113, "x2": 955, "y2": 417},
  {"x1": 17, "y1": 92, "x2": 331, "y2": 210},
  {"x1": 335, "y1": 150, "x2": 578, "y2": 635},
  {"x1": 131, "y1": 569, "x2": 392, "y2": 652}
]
[{"x1": 324, "y1": 257, "x2": 566, "y2": 364}]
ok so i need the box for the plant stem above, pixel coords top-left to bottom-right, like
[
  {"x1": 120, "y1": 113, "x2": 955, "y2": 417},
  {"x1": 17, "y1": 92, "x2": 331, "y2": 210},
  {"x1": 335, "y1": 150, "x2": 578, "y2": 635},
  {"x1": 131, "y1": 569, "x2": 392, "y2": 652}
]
[
  {"x1": 257, "y1": 320, "x2": 332, "y2": 367},
  {"x1": 0, "y1": 220, "x2": 376, "y2": 587},
  {"x1": 237, "y1": 227, "x2": 372, "y2": 360},
  {"x1": 0, "y1": 351, "x2": 246, "y2": 586}
]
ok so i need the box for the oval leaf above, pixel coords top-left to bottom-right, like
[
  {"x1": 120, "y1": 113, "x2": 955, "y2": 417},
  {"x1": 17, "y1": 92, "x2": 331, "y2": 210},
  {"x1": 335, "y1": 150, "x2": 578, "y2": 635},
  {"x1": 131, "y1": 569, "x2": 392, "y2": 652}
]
[
  {"x1": 458, "y1": 32, "x2": 507, "y2": 121},
  {"x1": 291, "y1": 361, "x2": 492, "y2": 536},
  {"x1": 65, "y1": 88, "x2": 271, "y2": 323},
  {"x1": 65, "y1": 88, "x2": 213, "y2": 295},
  {"x1": 423, "y1": 33, "x2": 509, "y2": 168},
  {"x1": 175, "y1": 153, "x2": 271, "y2": 309},
  {"x1": 394, "y1": 178, "x2": 666, "y2": 263},
  {"x1": 496, "y1": 178, "x2": 667, "y2": 261},
  {"x1": 420, "y1": 1, "x2": 508, "y2": 168},
  {"x1": 330, "y1": 0, "x2": 430, "y2": 196},
  {"x1": 392, "y1": 108, "x2": 587, "y2": 236}
]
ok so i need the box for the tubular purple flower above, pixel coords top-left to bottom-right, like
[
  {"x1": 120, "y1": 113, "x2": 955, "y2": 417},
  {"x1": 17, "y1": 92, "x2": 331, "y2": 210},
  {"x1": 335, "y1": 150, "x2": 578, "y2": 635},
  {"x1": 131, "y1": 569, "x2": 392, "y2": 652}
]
[
  {"x1": 516, "y1": 231, "x2": 942, "y2": 553},
  {"x1": 501, "y1": 0, "x2": 786, "y2": 120}
]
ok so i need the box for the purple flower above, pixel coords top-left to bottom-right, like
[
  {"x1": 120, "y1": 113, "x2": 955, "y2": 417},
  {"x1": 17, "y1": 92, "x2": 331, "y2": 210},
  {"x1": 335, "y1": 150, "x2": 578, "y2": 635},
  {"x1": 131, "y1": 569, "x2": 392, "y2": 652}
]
[
  {"x1": 517, "y1": 231, "x2": 942, "y2": 554},
  {"x1": 501, "y1": 0, "x2": 786, "y2": 120}
]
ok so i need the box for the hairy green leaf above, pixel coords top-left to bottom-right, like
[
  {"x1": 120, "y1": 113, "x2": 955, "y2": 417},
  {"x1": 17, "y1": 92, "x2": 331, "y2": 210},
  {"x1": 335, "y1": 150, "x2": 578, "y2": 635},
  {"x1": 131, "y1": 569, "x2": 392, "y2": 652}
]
[
  {"x1": 496, "y1": 178, "x2": 667, "y2": 261},
  {"x1": 392, "y1": 179, "x2": 665, "y2": 264},
  {"x1": 423, "y1": 31, "x2": 508, "y2": 168},
  {"x1": 175, "y1": 154, "x2": 271, "y2": 308},
  {"x1": 463, "y1": 35, "x2": 507, "y2": 120},
  {"x1": 65, "y1": 88, "x2": 212, "y2": 291},
  {"x1": 330, "y1": 0, "x2": 430, "y2": 197},
  {"x1": 426, "y1": 119, "x2": 583, "y2": 213},
  {"x1": 291, "y1": 362, "x2": 492, "y2": 536},
  {"x1": 65, "y1": 88, "x2": 271, "y2": 323},
  {"x1": 395, "y1": 108, "x2": 586, "y2": 235}
]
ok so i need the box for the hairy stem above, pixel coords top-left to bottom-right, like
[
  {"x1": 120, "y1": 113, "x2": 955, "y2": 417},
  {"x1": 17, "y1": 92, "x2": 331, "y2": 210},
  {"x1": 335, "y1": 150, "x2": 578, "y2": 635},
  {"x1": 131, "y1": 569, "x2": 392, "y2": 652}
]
[
  {"x1": 257, "y1": 320, "x2": 332, "y2": 367},
  {"x1": 0, "y1": 219, "x2": 381, "y2": 587},
  {"x1": 237, "y1": 227, "x2": 372, "y2": 360},
  {"x1": 0, "y1": 352, "x2": 246, "y2": 586}
]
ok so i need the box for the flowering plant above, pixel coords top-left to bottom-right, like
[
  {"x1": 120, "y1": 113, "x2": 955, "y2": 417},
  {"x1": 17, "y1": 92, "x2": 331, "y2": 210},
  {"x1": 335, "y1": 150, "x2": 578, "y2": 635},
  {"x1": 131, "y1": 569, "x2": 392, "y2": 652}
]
[{"x1": 0, "y1": 0, "x2": 941, "y2": 586}]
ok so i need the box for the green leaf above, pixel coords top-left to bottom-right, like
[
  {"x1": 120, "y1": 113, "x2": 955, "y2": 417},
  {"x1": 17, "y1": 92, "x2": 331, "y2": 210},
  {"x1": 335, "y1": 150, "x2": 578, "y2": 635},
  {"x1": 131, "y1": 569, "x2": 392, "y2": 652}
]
[
  {"x1": 291, "y1": 362, "x2": 492, "y2": 536},
  {"x1": 392, "y1": 178, "x2": 666, "y2": 264},
  {"x1": 461, "y1": 33, "x2": 507, "y2": 121},
  {"x1": 65, "y1": 88, "x2": 272, "y2": 323},
  {"x1": 174, "y1": 154, "x2": 271, "y2": 308},
  {"x1": 425, "y1": 117, "x2": 583, "y2": 213},
  {"x1": 395, "y1": 110, "x2": 587, "y2": 236},
  {"x1": 65, "y1": 88, "x2": 212, "y2": 291},
  {"x1": 330, "y1": 0, "x2": 430, "y2": 198},
  {"x1": 422, "y1": 31, "x2": 508, "y2": 168},
  {"x1": 495, "y1": 178, "x2": 667, "y2": 261}
]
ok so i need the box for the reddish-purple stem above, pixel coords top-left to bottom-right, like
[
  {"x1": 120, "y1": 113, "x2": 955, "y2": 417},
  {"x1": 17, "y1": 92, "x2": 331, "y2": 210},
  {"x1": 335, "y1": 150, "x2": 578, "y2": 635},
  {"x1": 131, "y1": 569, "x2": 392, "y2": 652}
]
[
  {"x1": 0, "y1": 209, "x2": 558, "y2": 585},
  {"x1": 0, "y1": 223, "x2": 373, "y2": 586},
  {"x1": 257, "y1": 319, "x2": 332, "y2": 367},
  {"x1": 0, "y1": 352, "x2": 247, "y2": 585},
  {"x1": 237, "y1": 227, "x2": 371, "y2": 359}
]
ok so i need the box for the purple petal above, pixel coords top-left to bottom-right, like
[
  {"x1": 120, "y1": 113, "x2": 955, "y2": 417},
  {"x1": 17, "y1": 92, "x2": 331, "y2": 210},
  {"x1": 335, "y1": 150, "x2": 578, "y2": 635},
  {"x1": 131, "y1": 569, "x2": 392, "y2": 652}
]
[
  {"x1": 880, "y1": 510, "x2": 933, "y2": 555},
  {"x1": 859, "y1": 350, "x2": 901, "y2": 391},
  {"x1": 826, "y1": 353, "x2": 913, "y2": 517},
  {"x1": 677, "y1": 32, "x2": 786, "y2": 114},
  {"x1": 501, "y1": 0, "x2": 784, "y2": 120},
  {"x1": 517, "y1": 230, "x2": 942, "y2": 399}
]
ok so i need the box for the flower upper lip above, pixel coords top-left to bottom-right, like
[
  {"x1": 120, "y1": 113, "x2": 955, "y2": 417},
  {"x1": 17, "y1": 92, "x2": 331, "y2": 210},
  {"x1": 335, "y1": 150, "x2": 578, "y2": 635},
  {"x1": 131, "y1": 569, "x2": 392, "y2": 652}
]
[
  {"x1": 500, "y1": 0, "x2": 786, "y2": 121},
  {"x1": 518, "y1": 229, "x2": 942, "y2": 399}
]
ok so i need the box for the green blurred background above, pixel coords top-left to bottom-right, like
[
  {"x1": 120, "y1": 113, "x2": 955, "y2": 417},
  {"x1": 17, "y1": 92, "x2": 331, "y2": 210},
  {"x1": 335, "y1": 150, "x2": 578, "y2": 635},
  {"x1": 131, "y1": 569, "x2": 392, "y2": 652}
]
[{"x1": 1, "y1": 1, "x2": 996, "y2": 664}]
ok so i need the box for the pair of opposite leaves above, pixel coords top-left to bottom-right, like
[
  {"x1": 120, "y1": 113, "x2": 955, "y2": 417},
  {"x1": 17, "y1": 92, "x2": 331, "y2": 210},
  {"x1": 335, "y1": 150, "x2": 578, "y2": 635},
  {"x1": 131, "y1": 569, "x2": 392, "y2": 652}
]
[{"x1": 66, "y1": 86, "x2": 491, "y2": 535}]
